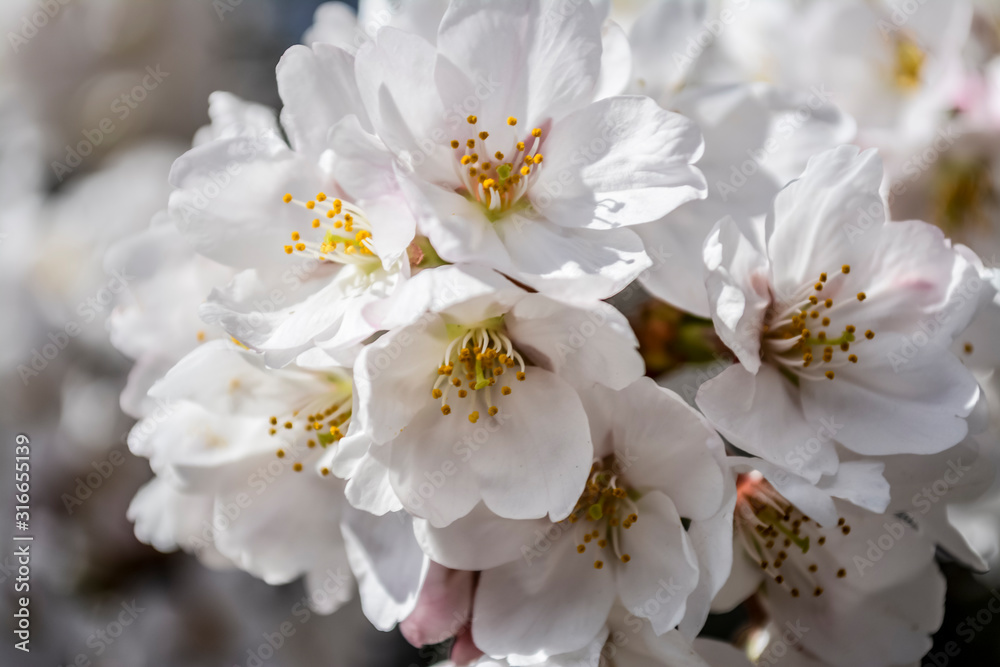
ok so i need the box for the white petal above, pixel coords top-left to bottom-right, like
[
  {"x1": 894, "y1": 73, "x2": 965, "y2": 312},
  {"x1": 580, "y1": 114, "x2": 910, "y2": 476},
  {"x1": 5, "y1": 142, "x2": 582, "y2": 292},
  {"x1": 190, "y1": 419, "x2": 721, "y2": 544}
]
[
  {"x1": 595, "y1": 20, "x2": 632, "y2": 99},
  {"x1": 635, "y1": 203, "x2": 717, "y2": 318},
  {"x1": 473, "y1": 533, "x2": 616, "y2": 658},
  {"x1": 697, "y1": 364, "x2": 839, "y2": 484},
  {"x1": 354, "y1": 27, "x2": 450, "y2": 167},
  {"x1": 437, "y1": 0, "x2": 602, "y2": 128},
  {"x1": 341, "y1": 508, "x2": 428, "y2": 631},
  {"x1": 628, "y1": 0, "x2": 707, "y2": 98},
  {"x1": 801, "y1": 344, "x2": 978, "y2": 456},
  {"x1": 353, "y1": 320, "x2": 448, "y2": 445},
  {"x1": 169, "y1": 136, "x2": 327, "y2": 269},
  {"x1": 506, "y1": 296, "x2": 643, "y2": 391},
  {"x1": 536, "y1": 96, "x2": 706, "y2": 229},
  {"x1": 344, "y1": 451, "x2": 404, "y2": 515},
  {"x1": 468, "y1": 367, "x2": 594, "y2": 522},
  {"x1": 362, "y1": 263, "x2": 522, "y2": 332},
  {"x1": 277, "y1": 43, "x2": 369, "y2": 157},
  {"x1": 413, "y1": 505, "x2": 552, "y2": 571},
  {"x1": 604, "y1": 379, "x2": 725, "y2": 520},
  {"x1": 616, "y1": 492, "x2": 700, "y2": 635},
  {"x1": 766, "y1": 146, "x2": 884, "y2": 296},
  {"x1": 703, "y1": 216, "x2": 770, "y2": 372},
  {"x1": 148, "y1": 341, "x2": 327, "y2": 415},
  {"x1": 495, "y1": 217, "x2": 652, "y2": 301},
  {"x1": 679, "y1": 483, "x2": 737, "y2": 639}
]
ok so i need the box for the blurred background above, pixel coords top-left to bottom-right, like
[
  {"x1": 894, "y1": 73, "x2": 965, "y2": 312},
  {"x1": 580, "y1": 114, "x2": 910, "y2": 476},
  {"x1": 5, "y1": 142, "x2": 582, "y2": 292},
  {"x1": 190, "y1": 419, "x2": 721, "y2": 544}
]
[{"x1": 0, "y1": 1, "x2": 998, "y2": 666}]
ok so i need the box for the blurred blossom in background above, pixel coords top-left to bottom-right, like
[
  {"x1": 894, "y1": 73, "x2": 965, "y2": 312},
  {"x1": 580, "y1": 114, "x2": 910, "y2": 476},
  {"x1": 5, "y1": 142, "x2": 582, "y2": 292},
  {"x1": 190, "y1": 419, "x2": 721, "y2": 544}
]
[{"x1": 0, "y1": 1, "x2": 999, "y2": 667}]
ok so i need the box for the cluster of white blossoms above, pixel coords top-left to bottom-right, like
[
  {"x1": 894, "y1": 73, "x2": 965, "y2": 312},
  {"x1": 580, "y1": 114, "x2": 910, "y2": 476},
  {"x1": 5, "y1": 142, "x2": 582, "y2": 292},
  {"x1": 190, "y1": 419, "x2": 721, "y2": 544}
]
[{"x1": 112, "y1": 1, "x2": 1000, "y2": 666}]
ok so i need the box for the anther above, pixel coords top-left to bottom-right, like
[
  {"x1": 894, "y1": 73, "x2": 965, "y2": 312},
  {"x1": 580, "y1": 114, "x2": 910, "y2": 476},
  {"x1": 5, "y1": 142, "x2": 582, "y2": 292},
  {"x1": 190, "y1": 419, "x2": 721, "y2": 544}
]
[
  {"x1": 857, "y1": 292, "x2": 866, "y2": 301},
  {"x1": 467, "y1": 115, "x2": 477, "y2": 124}
]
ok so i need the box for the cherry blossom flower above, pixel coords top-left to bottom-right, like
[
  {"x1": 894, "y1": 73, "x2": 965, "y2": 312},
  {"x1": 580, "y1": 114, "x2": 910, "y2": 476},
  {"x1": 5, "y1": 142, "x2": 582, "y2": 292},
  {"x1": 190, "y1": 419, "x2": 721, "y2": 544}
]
[
  {"x1": 697, "y1": 146, "x2": 987, "y2": 482},
  {"x1": 347, "y1": 0, "x2": 706, "y2": 300},
  {"x1": 336, "y1": 264, "x2": 644, "y2": 527}
]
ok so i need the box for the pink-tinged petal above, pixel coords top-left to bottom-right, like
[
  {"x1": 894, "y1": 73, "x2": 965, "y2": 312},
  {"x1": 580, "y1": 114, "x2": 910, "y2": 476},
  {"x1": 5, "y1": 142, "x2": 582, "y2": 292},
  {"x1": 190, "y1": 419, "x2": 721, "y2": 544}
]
[
  {"x1": 451, "y1": 625, "x2": 484, "y2": 666},
  {"x1": 400, "y1": 563, "x2": 474, "y2": 647}
]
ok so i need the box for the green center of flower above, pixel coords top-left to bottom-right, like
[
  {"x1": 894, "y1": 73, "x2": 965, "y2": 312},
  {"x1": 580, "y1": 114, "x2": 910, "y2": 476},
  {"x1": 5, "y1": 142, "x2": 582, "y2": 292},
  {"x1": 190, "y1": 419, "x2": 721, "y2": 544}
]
[
  {"x1": 736, "y1": 473, "x2": 852, "y2": 599},
  {"x1": 267, "y1": 374, "x2": 353, "y2": 476},
  {"x1": 432, "y1": 318, "x2": 526, "y2": 422},
  {"x1": 281, "y1": 191, "x2": 382, "y2": 269},
  {"x1": 450, "y1": 115, "x2": 545, "y2": 220},
  {"x1": 763, "y1": 265, "x2": 877, "y2": 381},
  {"x1": 567, "y1": 456, "x2": 640, "y2": 570}
]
